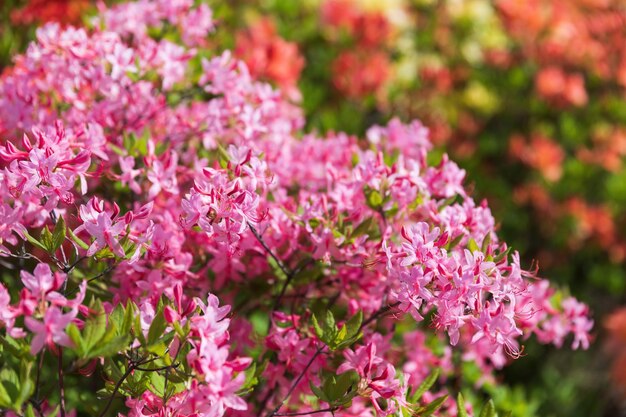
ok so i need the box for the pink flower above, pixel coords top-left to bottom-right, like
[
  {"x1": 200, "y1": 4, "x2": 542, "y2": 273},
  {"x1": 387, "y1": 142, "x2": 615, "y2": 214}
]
[
  {"x1": 83, "y1": 211, "x2": 127, "y2": 257},
  {"x1": 20, "y1": 263, "x2": 64, "y2": 299},
  {"x1": 25, "y1": 306, "x2": 75, "y2": 354}
]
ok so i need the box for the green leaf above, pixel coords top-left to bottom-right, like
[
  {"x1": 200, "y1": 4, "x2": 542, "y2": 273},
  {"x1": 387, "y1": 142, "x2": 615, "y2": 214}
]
[
  {"x1": 89, "y1": 333, "x2": 130, "y2": 359},
  {"x1": 365, "y1": 187, "x2": 384, "y2": 209},
  {"x1": 478, "y1": 400, "x2": 497, "y2": 417},
  {"x1": 149, "y1": 372, "x2": 166, "y2": 397},
  {"x1": 0, "y1": 368, "x2": 20, "y2": 408},
  {"x1": 40, "y1": 226, "x2": 54, "y2": 253},
  {"x1": 148, "y1": 306, "x2": 167, "y2": 346},
  {"x1": 0, "y1": 382, "x2": 12, "y2": 408},
  {"x1": 66, "y1": 323, "x2": 84, "y2": 356},
  {"x1": 134, "y1": 313, "x2": 146, "y2": 346},
  {"x1": 83, "y1": 300, "x2": 107, "y2": 355},
  {"x1": 17, "y1": 362, "x2": 33, "y2": 409},
  {"x1": 445, "y1": 234, "x2": 464, "y2": 251},
  {"x1": 467, "y1": 238, "x2": 480, "y2": 253},
  {"x1": 327, "y1": 370, "x2": 359, "y2": 405},
  {"x1": 352, "y1": 217, "x2": 375, "y2": 238},
  {"x1": 415, "y1": 394, "x2": 448, "y2": 417},
  {"x1": 311, "y1": 313, "x2": 325, "y2": 340},
  {"x1": 122, "y1": 302, "x2": 136, "y2": 335},
  {"x1": 103, "y1": 358, "x2": 123, "y2": 382},
  {"x1": 24, "y1": 404, "x2": 37, "y2": 417},
  {"x1": 481, "y1": 232, "x2": 492, "y2": 253},
  {"x1": 411, "y1": 369, "x2": 440, "y2": 402},
  {"x1": 237, "y1": 363, "x2": 258, "y2": 395},
  {"x1": 52, "y1": 215, "x2": 66, "y2": 252},
  {"x1": 310, "y1": 381, "x2": 329, "y2": 402},
  {"x1": 325, "y1": 310, "x2": 336, "y2": 333},
  {"x1": 335, "y1": 311, "x2": 363, "y2": 349},
  {"x1": 68, "y1": 227, "x2": 89, "y2": 250},
  {"x1": 23, "y1": 230, "x2": 47, "y2": 252},
  {"x1": 457, "y1": 393, "x2": 468, "y2": 417},
  {"x1": 344, "y1": 310, "x2": 362, "y2": 338},
  {"x1": 0, "y1": 336, "x2": 30, "y2": 359}
]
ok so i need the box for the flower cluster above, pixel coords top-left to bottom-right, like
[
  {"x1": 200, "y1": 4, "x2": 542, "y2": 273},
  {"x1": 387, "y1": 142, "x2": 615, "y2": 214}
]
[
  {"x1": 235, "y1": 17, "x2": 304, "y2": 100},
  {"x1": 0, "y1": 1, "x2": 592, "y2": 417}
]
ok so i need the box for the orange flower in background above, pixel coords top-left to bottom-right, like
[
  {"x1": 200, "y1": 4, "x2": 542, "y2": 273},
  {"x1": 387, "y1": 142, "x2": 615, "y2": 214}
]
[
  {"x1": 577, "y1": 128, "x2": 626, "y2": 172},
  {"x1": 509, "y1": 134, "x2": 565, "y2": 182},
  {"x1": 354, "y1": 11, "x2": 392, "y2": 48},
  {"x1": 513, "y1": 183, "x2": 555, "y2": 214},
  {"x1": 11, "y1": 0, "x2": 91, "y2": 25},
  {"x1": 498, "y1": 0, "x2": 626, "y2": 84},
  {"x1": 331, "y1": 50, "x2": 390, "y2": 99},
  {"x1": 565, "y1": 198, "x2": 617, "y2": 252},
  {"x1": 535, "y1": 67, "x2": 588, "y2": 107},
  {"x1": 235, "y1": 18, "x2": 305, "y2": 100},
  {"x1": 321, "y1": 0, "x2": 360, "y2": 34}
]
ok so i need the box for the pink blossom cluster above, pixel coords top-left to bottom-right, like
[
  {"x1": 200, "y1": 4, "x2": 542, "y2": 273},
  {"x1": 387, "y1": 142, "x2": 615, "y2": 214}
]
[{"x1": 0, "y1": 1, "x2": 592, "y2": 416}]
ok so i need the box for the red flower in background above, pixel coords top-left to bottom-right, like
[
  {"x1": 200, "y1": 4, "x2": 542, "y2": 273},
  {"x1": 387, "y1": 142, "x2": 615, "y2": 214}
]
[
  {"x1": 321, "y1": 0, "x2": 360, "y2": 32},
  {"x1": 332, "y1": 50, "x2": 390, "y2": 99},
  {"x1": 509, "y1": 134, "x2": 565, "y2": 182},
  {"x1": 235, "y1": 18, "x2": 304, "y2": 100},
  {"x1": 498, "y1": 0, "x2": 626, "y2": 88},
  {"x1": 11, "y1": 0, "x2": 91, "y2": 25},
  {"x1": 535, "y1": 67, "x2": 588, "y2": 107}
]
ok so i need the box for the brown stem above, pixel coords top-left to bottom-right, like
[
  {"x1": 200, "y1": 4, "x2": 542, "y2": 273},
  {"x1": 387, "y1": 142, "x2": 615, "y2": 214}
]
[
  {"x1": 265, "y1": 345, "x2": 325, "y2": 417},
  {"x1": 58, "y1": 348, "x2": 66, "y2": 417},
  {"x1": 361, "y1": 301, "x2": 402, "y2": 329},
  {"x1": 274, "y1": 408, "x2": 338, "y2": 416}
]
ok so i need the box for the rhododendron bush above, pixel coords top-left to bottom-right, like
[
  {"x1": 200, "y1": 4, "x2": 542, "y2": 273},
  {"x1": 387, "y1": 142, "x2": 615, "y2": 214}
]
[{"x1": 0, "y1": 1, "x2": 593, "y2": 416}]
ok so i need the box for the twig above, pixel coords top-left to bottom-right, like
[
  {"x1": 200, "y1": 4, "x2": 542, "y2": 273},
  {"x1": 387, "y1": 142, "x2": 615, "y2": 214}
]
[
  {"x1": 58, "y1": 348, "x2": 66, "y2": 417},
  {"x1": 265, "y1": 345, "x2": 325, "y2": 417},
  {"x1": 134, "y1": 363, "x2": 180, "y2": 372},
  {"x1": 248, "y1": 223, "x2": 291, "y2": 278},
  {"x1": 98, "y1": 356, "x2": 153, "y2": 417},
  {"x1": 274, "y1": 408, "x2": 338, "y2": 416},
  {"x1": 361, "y1": 301, "x2": 401, "y2": 329},
  {"x1": 247, "y1": 222, "x2": 298, "y2": 311}
]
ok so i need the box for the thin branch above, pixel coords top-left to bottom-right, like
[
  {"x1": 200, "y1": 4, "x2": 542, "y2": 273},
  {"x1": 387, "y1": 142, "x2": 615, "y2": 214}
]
[
  {"x1": 64, "y1": 255, "x2": 87, "y2": 274},
  {"x1": 134, "y1": 363, "x2": 180, "y2": 372},
  {"x1": 33, "y1": 348, "x2": 45, "y2": 401},
  {"x1": 248, "y1": 223, "x2": 291, "y2": 278},
  {"x1": 65, "y1": 264, "x2": 115, "y2": 297},
  {"x1": 98, "y1": 355, "x2": 153, "y2": 417},
  {"x1": 273, "y1": 258, "x2": 314, "y2": 312},
  {"x1": 361, "y1": 301, "x2": 402, "y2": 329},
  {"x1": 265, "y1": 345, "x2": 325, "y2": 417},
  {"x1": 247, "y1": 222, "x2": 298, "y2": 311},
  {"x1": 274, "y1": 408, "x2": 338, "y2": 416},
  {"x1": 58, "y1": 348, "x2": 66, "y2": 417}
]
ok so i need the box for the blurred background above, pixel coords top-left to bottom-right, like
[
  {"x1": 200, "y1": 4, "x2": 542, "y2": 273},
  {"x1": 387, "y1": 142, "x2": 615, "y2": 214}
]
[{"x1": 2, "y1": 0, "x2": 626, "y2": 415}]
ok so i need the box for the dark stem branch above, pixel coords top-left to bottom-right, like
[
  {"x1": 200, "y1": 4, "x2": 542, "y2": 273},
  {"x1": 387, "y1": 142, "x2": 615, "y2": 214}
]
[
  {"x1": 265, "y1": 345, "x2": 325, "y2": 417},
  {"x1": 247, "y1": 222, "x2": 297, "y2": 311},
  {"x1": 134, "y1": 363, "x2": 180, "y2": 372},
  {"x1": 361, "y1": 301, "x2": 402, "y2": 329},
  {"x1": 58, "y1": 348, "x2": 66, "y2": 417},
  {"x1": 274, "y1": 408, "x2": 338, "y2": 416},
  {"x1": 248, "y1": 223, "x2": 292, "y2": 278},
  {"x1": 98, "y1": 356, "x2": 153, "y2": 417}
]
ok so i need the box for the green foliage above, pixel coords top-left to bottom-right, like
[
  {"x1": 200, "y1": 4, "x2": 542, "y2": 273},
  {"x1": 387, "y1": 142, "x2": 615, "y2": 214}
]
[
  {"x1": 310, "y1": 370, "x2": 359, "y2": 408},
  {"x1": 311, "y1": 309, "x2": 362, "y2": 351},
  {"x1": 0, "y1": 336, "x2": 35, "y2": 412}
]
